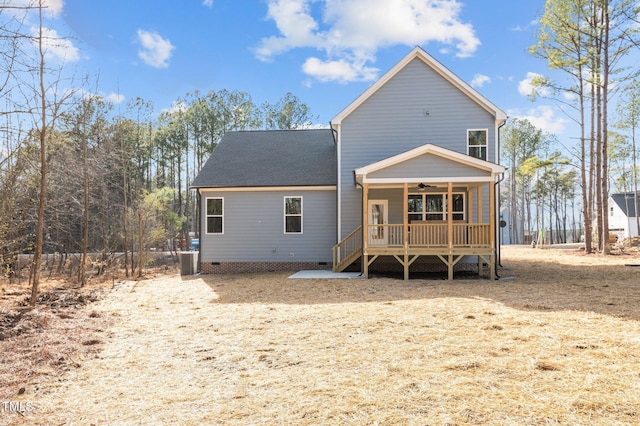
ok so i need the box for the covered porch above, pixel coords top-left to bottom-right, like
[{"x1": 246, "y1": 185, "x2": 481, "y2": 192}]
[{"x1": 333, "y1": 144, "x2": 505, "y2": 280}]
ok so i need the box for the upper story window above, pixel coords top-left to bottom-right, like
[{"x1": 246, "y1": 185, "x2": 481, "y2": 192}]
[
  {"x1": 408, "y1": 193, "x2": 465, "y2": 222},
  {"x1": 468, "y1": 129, "x2": 488, "y2": 160},
  {"x1": 206, "y1": 197, "x2": 223, "y2": 234},
  {"x1": 284, "y1": 196, "x2": 302, "y2": 234}
]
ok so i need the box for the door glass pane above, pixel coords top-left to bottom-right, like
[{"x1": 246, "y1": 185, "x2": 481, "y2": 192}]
[
  {"x1": 371, "y1": 204, "x2": 383, "y2": 224},
  {"x1": 370, "y1": 203, "x2": 385, "y2": 239}
]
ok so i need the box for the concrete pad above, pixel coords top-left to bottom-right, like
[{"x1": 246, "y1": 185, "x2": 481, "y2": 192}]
[{"x1": 288, "y1": 270, "x2": 363, "y2": 279}]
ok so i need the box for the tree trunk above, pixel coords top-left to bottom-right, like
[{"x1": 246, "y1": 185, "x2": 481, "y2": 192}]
[
  {"x1": 30, "y1": 3, "x2": 47, "y2": 306},
  {"x1": 79, "y1": 127, "x2": 89, "y2": 286},
  {"x1": 601, "y1": 3, "x2": 610, "y2": 254},
  {"x1": 137, "y1": 208, "x2": 143, "y2": 278}
]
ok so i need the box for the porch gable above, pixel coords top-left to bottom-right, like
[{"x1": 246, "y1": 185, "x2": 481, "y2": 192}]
[{"x1": 354, "y1": 143, "x2": 505, "y2": 185}]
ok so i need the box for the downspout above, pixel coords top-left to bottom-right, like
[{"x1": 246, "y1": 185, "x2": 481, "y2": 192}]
[
  {"x1": 495, "y1": 118, "x2": 508, "y2": 278},
  {"x1": 330, "y1": 121, "x2": 339, "y2": 246},
  {"x1": 494, "y1": 172, "x2": 505, "y2": 279},
  {"x1": 196, "y1": 188, "x2": 201, "y2": 273},
  {"x1": 330, "y1": 122, "x2": 337, "y2": 145}
]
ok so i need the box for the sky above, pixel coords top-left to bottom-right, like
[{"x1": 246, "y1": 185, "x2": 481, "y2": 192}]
[{"x1": 32, "y1": 0, "x2": 574, "y2": 140}]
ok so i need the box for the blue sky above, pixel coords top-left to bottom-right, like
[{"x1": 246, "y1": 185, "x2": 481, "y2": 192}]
[{"x1": 37, "y1": 0, "x2": 570, "y2": 138}]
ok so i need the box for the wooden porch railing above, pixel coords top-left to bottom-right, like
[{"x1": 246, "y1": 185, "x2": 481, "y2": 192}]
[
  {"x1": 333, "y1": 223, "x2": 492, "y2": 272},
  {"x1": 332, "y1": 226, "x2": 362, "y2": 272},
  {"x1": 365, "y1": 223, "x2": 491, "y2": 248}
]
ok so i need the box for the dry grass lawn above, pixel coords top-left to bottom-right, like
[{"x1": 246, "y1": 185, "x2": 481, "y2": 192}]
[{"x1": 2, "y1": 246, "x2": 640, "y2": 425}]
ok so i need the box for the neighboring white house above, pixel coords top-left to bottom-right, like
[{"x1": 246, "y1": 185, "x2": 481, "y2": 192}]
[{"x1": 609, "y1": 192, "x2": 640, "y2": 239}]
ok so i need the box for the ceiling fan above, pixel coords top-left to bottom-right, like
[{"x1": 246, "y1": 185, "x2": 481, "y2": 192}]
[{"x1": 416, "y1": 182, "x2": 433, "y2": 190}]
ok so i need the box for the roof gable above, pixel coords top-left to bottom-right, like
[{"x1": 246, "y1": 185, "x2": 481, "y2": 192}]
[
  {"x1": 356, "y1": 143, "x2": 504, "y2": 175},
  {"x1": 611, "y1": 193, "x2": 639, "y2": 217},
  {"x1": 331, "y1": 46, "x2": 507, "y2": 126},
  {"x1": 368, "y1": 153, "x2": 491, "y2": 180},
  {"x1": 191, "y1": 129, "x2": 336, "y2": 188},
  {"x1": 354, "y1": 143, "x2": 504, "y2": 185}
]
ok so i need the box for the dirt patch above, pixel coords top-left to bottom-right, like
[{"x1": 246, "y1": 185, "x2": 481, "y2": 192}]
[
  {"x1": 1, "y1": 247, "x2": 639, "y2": 425},
  {"x1": 0, "y1": 280, "x2": 113, "y2": 409}
]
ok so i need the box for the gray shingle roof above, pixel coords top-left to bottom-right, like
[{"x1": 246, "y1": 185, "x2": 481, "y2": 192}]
[
  {"x1": 191, "y1": 129, "x2": 336, "y2": 188},
  {"x1": 611, "y1": 192, "x2": 639, "y2": 217}
]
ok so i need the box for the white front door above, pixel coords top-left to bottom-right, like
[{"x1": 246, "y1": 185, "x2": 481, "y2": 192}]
[{"x1": 368, "y1": 200, "x2": 388, "y2": 245}]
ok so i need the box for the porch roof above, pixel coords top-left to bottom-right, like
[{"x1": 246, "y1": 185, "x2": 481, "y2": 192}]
[{"x1": 354, "y1": 143, "x2": 505, "y2": 185}]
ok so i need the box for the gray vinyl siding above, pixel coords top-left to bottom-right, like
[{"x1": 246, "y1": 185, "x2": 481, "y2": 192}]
[
  {"x1": 368, "y1": 154, "x2": 491, "y2": 179},
  {"x1": 340, "y1": 57, "x2": 497, "y2": 237},
  {"x1": 200, "y1": 189, "x2": 336, "y2": 263}
]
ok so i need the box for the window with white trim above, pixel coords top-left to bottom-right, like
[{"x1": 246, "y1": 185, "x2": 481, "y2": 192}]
[
  {"x1": 467, "y1": 129, "x2": 488, "y2": 160},
  {"x1": 284, "y1": 196, "x2": 302, "y2": 234},
  {"x1": 408, "y1": 193, "x2": 465, "y2": 222},
  {"x1": 206, "y1": 197, "x2": 223, "y2": 234}
]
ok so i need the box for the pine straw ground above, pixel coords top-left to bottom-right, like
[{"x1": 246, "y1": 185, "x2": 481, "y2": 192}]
[{"x1": 1, "y1": 246, "x2": 640, "y2": 425}]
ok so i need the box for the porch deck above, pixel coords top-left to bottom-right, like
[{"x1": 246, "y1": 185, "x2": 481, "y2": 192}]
[{"x1": 333, "y1": 223, "x2": 496, "y2": 280}]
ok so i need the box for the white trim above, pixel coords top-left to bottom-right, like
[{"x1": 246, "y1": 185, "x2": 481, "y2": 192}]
[
  {"x1": 331, "y1": 46, "x2": 507, "y2": 125},
  {"x1": 284, "y1": 196, "x2": 303, "y2": 234},
  {"x1": 198, "y1": 186, "x2": 336, "y2": 192},
  {"x1": 204, "y1": 197, "x2": 224, "y2": 235},
  {"x1": 361, "y1": 176, "x2": 498, "y2": 184}
]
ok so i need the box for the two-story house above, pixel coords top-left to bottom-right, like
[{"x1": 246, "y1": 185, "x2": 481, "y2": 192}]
[{"x1": 191, "y1": 46, "x2": 507, "y2": 280}]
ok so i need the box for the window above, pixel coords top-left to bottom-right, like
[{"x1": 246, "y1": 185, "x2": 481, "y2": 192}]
[
  {"x1": 284, "y1": 197, "x2": 302, "y2": 234},
  {"x1": 206, "y1": 198, "x2": 223, "y2": 234},
  {"x1": 407, "y1": 193, "x2": 465, "y2": 222},
  {"x1": 468, "y1": 129, "x2": 488, "y2": 160}
]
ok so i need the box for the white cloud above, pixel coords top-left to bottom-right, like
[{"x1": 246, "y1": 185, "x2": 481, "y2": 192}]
[
  {"x1": 302, "y1": 56, "x2": 379, "y2": 83},
  {"x1": 518, "y1": 72, "x2": 551, "y2": 97},
  {"x1": 202, "y1": 0, "x2": 213, "y2": 7},
  {"x1": 161, "y1": 100, "x2": 188, "y2": 115},
  {"x1": 136, "y1": 29, "x2": 175, "y2": 68},
  {"x1": 512, "y1": 105, "x2": 568, "y2": 135},
  {"x1": 32, "y1": 26, "x2": 80, "y2": 62},
  {"x1": 256, "y1": 0, "x2": 480, "y2": 83},
  {"x1": 43, "y1": 0, "x2": 64, "y2": 16},
  {"x1": 12, "y1": 0, "x2": 63, "y2": 17},
  {"x1": 471, "y1": 74, "x2": 490, "y2": 88},
  {"x1": 105, "y1": 92, "x2": 125, "y2": 104}
]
